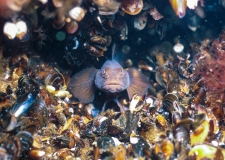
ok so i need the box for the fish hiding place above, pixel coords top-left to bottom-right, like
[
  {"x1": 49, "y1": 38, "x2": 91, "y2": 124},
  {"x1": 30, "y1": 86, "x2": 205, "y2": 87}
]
[{"x1": 68, "y1": 44, "x2": 151, "y2": 110}]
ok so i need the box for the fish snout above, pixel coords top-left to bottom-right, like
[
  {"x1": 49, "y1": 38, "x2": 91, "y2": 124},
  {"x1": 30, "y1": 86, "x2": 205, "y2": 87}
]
[{"x1": 101, "y1": 79, "x2": 124, "y2": 93}]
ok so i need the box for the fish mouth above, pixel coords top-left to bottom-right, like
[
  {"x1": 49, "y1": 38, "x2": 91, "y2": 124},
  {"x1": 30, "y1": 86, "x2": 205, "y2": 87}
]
[
  {"x1": 103, "y1": 84, "x2": 123, "y2": 88},
  {"x1": 105, "y1": 83, "x2": 121, "y2": 85},
  {"x1": 102, "y1": 82, "x2": 124, "y2": 93},
  {"x1": 104, "y1": 81, "x2": 122, "y2": 86}
]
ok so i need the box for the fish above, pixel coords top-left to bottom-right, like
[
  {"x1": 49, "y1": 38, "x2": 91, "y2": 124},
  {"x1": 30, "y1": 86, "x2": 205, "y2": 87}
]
[{"x1": 68, "y1": 45, "x2": 150, "y2": 104}]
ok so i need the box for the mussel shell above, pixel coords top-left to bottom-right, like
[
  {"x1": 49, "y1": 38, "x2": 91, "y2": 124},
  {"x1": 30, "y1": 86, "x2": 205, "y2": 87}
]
[
  {"x1": 26, "y1": 99, "x2": 48, "y2": 130},
  {"x1": 97, "y1": 136, "x2": 115, "y2": 153},
  {"x1": 92, "y1": 116, "x2": 111, "y2": 135},
  {"x1": 10, "y1": 92, "x2": 36, "y2": 118},
  {"x1": 172, "y1": 111, "x2": 181, "y2": 125},
  {"x1": 188, "y1": 144, "x2": 225, "y2": 159},
  {"x1": 17, "y1": 76, "x2": 39, "y2": 96},
  {"x1": 3, "y1": 115, "x2": 17, "y2": 132},
  {"x1": 29, "y1": 149, "x2": 45, "y2": 159},
  {"x1": 55, "y1": 112, "x2": 67, "y2": 125},
  {"x1": 191, "y1": 113, "x2": 206, "y2": 130},
  {"x1": 140, "y1": 117, "x2": 155, "y2": 131},
  {"x1": 90, "y1": 35, "x2": 108, "y2": 45},
  {"x1": 162, "y1": 93, "x2": 178, "y2": 113},
  {"x1": 16, "y1": 131, "x2": 34, "y2": 152},
  {"x1": 166, "y1": 79, "x2": 180, "y2": 93},
  {"x1": 155, "y1": 72, "x2": 167, "y2": 88},
  {"x1": 0, "y1": 91, "x2": 12, "y2": 108},
  {"x1": 131, "y1": 136, "x2": 151, "y2": 157},
  {"x1": 174, "y1": 125, "x2": 190, "y2": 145},
  {"x1": 178, "y1": 62, "x2": 190, "y2": 78},
  {"x1": 107, "y1": 125, "x2": 123, "y2": 135},
  {"x1": 212, "y1": 106, "x2": 224, "y2": 122},
  {"x1": 65, "y1": 20, "x2": 78, "y2": 34},
  {"x1": 94, "y1": 0, "x2": 121, "y2": 15},
  {"x1": 192, "y1": 87, "x2": 206, "y2": 105},
  {"x1": 88, "y1": 45, "x2": 105, "y2": 57},
  {"x1": 161, "y1": 139, "x2": 175, "y2": 159},
  {"x1": 85, "y1": 129, "x2": 96, "y2": 137},
  {"x1": 121, "y1": 0, "x2": 143, "y2": 15}
]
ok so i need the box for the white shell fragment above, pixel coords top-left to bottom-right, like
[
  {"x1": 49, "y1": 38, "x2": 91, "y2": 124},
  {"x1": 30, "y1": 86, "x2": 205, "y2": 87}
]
[
  {"x1": 129, "y1": 94, "x2": 142, "y2": 113},
  {"x1": 15, "y1": 21, "x2": 28, "y2": 40},
  {"x1": 3, "y1": 22, "x2": 18, "y2": 39},
  {"x1": 3, "y1": 21, "x2": 28, "y2": 40},
  {"x1": 187, "y1": 0, "x2": 198, "y2": 9},
  {"x1": 54, "y1": 91, "x2": 70, "y2": 98},
  {"x1": 130, "y1": 136, "x2": 139, "y2": 144},
  {"x1": 46, "y1": 85, "x2": 56, "y2": 93},
  {"x1": 69, "y1": 7, "x2": 86, "y2": 22},
  {"x1": 173, "y1": 43, "x2": 184, "y2": 53}
]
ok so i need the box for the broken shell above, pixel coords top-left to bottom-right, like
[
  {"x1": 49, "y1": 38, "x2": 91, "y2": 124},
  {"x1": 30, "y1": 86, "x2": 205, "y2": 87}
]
[
  {"x1": 15, "y1": 21, "x2": 28, "y2": 40},
  {"x1": 107, "y1": 125, "x2": 123, "y2": 136},
  {"x1": 161, "y1": 139, "x2": 174, "y2": 160},
  {"x1": 69, "y1": 7, "x2": 86, "y2": 22},
  {"x1": 3, "y1": 22, "x2": 17, "y2": 39},
  {"x1": 174, "y1": 125, "x2": 190, "y2": 145},
  {"x1": 92, "y1": 115, "x2": 111, "y2": 135},
  {"x1": 58, "y1": 117, "x2": 73, "y2": 134},
  {"x1": 212, "y1": 106, "x2": 224, "y2": 122},
  {"x1": 190, "y1": 120, "x2": 209, "y2": 146},
  {"x1": 188, "y1": 144, "x2": 225, "y2": 159},
  {"x1": 121, "y1": 0, "x2": 143, "y2": 15},
  {"x1": 65, "y1": 20, "x2": 79, "y2": 34},
  {"x1": 157, "y1": 115, "x2": 168, "y2": 128},
  {"x1": 54, "y1": 90, "x2": 70, "y2": 98},
  {"x1": 32, "y1": 135, "x2": 43, "y2": 149},
  {"x1": 93, "y1": 0, "x2": 121, "y2": 15}
]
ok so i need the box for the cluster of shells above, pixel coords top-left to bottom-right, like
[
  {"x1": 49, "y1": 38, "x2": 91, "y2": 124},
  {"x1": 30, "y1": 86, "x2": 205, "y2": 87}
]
[{"x1": 0, "y1": 0, "x2": 225, "y2": 160}]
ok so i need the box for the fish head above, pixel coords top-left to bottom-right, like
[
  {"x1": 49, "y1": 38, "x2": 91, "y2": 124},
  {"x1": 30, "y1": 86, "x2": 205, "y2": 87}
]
[{"x1": 95, "y1": 60, "x2": 130, "y2": 93}]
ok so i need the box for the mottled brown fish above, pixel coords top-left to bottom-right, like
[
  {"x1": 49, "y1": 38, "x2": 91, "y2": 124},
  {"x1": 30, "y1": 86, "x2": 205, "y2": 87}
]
[{"x1": 68, "y1": 48, "x2": 150, "y2": 104}]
